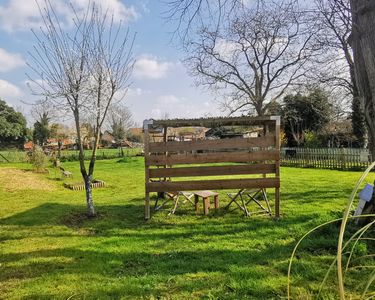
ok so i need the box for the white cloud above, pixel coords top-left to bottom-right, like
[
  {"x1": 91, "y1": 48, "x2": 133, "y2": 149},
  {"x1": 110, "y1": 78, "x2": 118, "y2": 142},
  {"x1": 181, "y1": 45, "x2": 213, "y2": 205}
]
[
  {"x1": 0, "y1": 1, "x2": 41, "y2": 32},
  {"x1": 149, "y1": 94, "x2": 218, "y2": 120},
  {"x1": 0, "y1": 0, "x2": 139, "y2": 33},
  {"x1": 68, "y1": 0, "x2": 139, "y2": 25},
  {"x1": 0, "y1": 79, "x2": 23, "y2": 99},
  {"x1": 128, "y1": 87, "x2": 146, "y2": 97},
  {"x1": 134, "y1": 56, "x2": 174, "y2": 80},
  {"x1": 157, "y1": 94, "x2": 181, "y2": 105},
  {"x1": 0, "y1": 48, "x2": 25, "y2": 72},
  {"x1": 151, "y1": 108, "x2": 162, "y2": 119}
]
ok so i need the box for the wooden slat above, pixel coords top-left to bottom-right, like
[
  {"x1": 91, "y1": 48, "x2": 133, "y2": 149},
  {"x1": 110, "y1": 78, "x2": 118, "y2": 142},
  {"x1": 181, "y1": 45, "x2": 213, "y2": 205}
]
[
  {"x1": 150, "y1": 116, "x2": 277, "y2": 128},
  {"x1": 147, "y1": 178, "x2": 280, "y2": 192},
  {"x1": 146, "y1": 150, "x2": 280, "y2": 166},
  {"x1": 148, "y1": 163, "x2": 276, "y2": 178},
  {"x1": 148, "y1": 136, "x2": 275, "y2": 153}
]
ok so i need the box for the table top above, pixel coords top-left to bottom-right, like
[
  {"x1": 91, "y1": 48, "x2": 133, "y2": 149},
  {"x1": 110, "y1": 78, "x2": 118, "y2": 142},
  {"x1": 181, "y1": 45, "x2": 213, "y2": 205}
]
[{"x1": 193, "y1": 190, "x2": 219, "y2": 197}]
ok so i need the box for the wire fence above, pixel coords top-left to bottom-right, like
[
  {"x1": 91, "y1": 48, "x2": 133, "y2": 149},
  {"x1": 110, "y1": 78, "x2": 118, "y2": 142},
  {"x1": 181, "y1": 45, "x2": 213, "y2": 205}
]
[{"x1": 281, "y1": 147, "x2": 371, "y2": 170}]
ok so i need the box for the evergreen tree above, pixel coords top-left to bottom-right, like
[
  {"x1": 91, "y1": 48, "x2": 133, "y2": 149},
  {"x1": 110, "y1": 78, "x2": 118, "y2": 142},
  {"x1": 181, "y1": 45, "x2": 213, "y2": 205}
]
[
  {"x1": 33, "y1": 112, "x2": 50, "y2": 146},
  {"x1": 0, "y1": 99, "x2": 27, "y2": 148},
  {"x1": 282, "y1": 89, "x2": 332, "y2": 146}
]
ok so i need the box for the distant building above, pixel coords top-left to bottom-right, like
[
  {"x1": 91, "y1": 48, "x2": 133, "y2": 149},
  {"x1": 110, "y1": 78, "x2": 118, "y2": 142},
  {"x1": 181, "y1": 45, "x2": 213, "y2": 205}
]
[{"x1": 23, "y1": 141, "x2": 33, "y2": 151}]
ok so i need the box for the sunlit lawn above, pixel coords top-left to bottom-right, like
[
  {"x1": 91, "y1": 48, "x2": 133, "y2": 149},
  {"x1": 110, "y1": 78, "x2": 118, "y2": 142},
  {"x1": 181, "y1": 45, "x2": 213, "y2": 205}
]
[{"x1": 0, "y1": 158, "x2": 374, "y2": 299}]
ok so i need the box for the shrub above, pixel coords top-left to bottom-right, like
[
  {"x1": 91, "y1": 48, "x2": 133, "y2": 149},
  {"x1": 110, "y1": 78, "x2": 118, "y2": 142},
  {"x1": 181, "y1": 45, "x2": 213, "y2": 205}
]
[
  {"x1": 304, "y1": 130, "x2": 322, "y2": 148},
  {"x1": 30, "y1": 146, "x2": 48, "y2": 172}
]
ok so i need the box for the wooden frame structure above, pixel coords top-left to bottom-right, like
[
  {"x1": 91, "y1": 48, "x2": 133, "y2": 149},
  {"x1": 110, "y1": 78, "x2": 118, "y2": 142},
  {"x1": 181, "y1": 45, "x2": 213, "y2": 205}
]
[{"x1": 143, "y1": 116, "x2": 281, "y2": 219}]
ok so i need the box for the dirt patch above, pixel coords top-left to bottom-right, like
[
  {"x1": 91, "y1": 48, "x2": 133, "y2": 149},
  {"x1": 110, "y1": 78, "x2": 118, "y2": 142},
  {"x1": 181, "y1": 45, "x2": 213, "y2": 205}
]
[
  {"x1": 0, "y1": 168, "x2": 55, "y2": 192},
  {"x1": 60, "y1": 211, "x2": 105, "y2": 232}
]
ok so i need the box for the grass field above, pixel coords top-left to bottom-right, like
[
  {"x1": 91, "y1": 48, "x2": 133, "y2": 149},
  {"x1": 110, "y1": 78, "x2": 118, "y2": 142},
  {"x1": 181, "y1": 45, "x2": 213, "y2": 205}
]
[{"x1": 0, "y1": 158, "x2": 374, "y2": 299}]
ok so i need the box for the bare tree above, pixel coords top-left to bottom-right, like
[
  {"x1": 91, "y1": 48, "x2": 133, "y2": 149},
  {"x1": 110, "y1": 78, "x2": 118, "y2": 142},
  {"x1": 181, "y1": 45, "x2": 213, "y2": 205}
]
[
  {"x1": 28, "y1": 1, "x2": 135, "y2": 217},
  {"x1": 183, "y1": 1, "x2": 321, "y2": 116},
  {"x1": 107, "y1": 103, "x2": 135, "y2": 143},
  {"x1": 313, "y1": 0, "x2": 366, "y2": 146}
]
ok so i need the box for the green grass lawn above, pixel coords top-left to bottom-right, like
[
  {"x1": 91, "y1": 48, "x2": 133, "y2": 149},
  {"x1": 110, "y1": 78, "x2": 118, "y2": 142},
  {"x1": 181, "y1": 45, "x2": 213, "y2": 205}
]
[{"x1": 0, "y1": 158, "x2": 374, "y2": 299}]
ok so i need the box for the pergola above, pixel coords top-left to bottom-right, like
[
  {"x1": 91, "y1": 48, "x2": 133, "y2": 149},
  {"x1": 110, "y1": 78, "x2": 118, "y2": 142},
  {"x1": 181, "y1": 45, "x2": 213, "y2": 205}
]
[{"x1": 143, "y1": 116, "x2": 281, "y2": 219}]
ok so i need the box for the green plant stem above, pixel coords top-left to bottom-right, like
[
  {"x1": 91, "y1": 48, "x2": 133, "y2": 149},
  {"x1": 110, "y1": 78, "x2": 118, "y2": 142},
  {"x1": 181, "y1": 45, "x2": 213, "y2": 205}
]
[{"x1": 337, "y1": 161, "x2": 375, "y2": 299}]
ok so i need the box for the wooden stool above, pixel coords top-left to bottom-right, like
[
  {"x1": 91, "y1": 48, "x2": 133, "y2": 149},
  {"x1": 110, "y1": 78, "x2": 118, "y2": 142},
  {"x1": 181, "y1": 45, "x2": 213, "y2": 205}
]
[{"x1": 193, "y1": 190, "x2": 219, "y2": 215}]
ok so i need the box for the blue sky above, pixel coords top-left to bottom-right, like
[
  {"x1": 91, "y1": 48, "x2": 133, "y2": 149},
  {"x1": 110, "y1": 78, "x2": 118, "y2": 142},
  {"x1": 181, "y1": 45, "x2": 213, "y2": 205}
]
[{"x1": 0, "y1": 0, "x2": 222, "y2": 125}]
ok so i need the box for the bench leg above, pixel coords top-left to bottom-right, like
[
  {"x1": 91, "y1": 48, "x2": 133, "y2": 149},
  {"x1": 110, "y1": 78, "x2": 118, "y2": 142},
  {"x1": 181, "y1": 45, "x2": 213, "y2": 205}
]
[
  {"x1": 240, "y1": 194, "x2": 250, "y2": 217},
  {"x1": 168, "y1": 195, "x2": 179, "y2": 215},
  {"x1": 203, "y1": 197, "x2": 210, "y2": 215}
]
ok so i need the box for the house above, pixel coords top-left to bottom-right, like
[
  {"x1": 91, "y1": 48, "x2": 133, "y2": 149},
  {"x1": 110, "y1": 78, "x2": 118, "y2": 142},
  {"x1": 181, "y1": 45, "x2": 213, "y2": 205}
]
[
  {"x1": 101, "y1": 131, "x2": 115, "y2": 146},
  {"x1": 23, "y1": 141, "x2": 34, "y2": 151}
]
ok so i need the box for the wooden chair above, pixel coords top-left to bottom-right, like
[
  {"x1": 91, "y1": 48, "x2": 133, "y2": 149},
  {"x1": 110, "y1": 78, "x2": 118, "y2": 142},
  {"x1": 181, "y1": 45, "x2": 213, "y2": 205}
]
[
  {"x1": 154, "y1": 191, "x2": 194, "y2": 215},
  {"x1": 226, "y1": 188, "x2": 271, "y2": 217}
]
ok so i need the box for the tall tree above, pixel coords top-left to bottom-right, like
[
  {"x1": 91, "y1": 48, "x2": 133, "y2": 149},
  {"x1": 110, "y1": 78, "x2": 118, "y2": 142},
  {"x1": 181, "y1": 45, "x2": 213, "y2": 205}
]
[
  {"x1": 349, "y1": 0, "x2": 375, "y2": 159},
  {"x1": 29, "y1": 1, "x2": 135, "y2": 217},
  {"x1": 0, "y1": 99, "x2": 27, "y2": 149},
  {"x1": 282, "y1": 89, "x2": 332, "y2": 146},
  {"x1": 313, "y1": 0, "x2": 366, "y2": 146},
  {"x1": 32, "y1": 112, "x2": 50, "y2": 146}
]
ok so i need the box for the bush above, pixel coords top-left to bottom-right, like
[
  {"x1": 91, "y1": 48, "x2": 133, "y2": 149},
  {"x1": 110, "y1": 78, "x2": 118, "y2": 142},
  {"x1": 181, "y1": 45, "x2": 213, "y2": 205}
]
[
  {"x1": 304, "y1": 131, "x2": 322, "y2": 148},
  {"x1": 30, "y1": 146, "x2": 48, "y2": 172}
]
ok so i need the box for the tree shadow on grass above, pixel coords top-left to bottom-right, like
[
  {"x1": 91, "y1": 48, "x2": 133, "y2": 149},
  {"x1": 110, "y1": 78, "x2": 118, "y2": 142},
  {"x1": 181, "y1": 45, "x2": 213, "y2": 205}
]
[
  {"x1": 0, "y1": 199, "x2": 146, "y2": 227},
  {"x1": 0, "y1": 243, "x2": 293, "y2": 299},
  {"x1": 0, "y1": 199, "x2": 344, "y2": 299},
  {"x1": 0, "y1": 199, "x2": 334, "y2": 234}
]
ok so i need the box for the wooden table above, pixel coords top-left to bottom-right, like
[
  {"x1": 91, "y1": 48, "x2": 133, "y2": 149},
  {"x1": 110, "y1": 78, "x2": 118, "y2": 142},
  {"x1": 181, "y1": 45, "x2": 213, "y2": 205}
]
[{"x1": 193, "y1": 190, "x2": 219, "y2": 215}]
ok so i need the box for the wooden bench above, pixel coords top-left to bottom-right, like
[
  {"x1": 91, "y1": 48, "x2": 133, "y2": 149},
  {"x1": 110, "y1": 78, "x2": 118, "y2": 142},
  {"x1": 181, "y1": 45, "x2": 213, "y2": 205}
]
[
  {"x1": 193, "y1": 190, "x2": 219, "y2": 215},
  {"x1": 143, "y1": 116, "x2": 281, "y2": 220}
]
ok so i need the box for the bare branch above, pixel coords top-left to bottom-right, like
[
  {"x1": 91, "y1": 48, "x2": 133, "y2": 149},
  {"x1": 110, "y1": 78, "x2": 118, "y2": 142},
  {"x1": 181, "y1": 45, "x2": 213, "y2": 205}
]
[{"x1": 183, "y1": 0, "x2": 320, "y2": 115}]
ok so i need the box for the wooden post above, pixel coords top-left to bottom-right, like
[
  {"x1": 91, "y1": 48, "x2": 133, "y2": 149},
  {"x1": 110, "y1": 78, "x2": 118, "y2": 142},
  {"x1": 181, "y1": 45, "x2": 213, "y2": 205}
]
[
  {"x1": 272, "y1": 116, "x2": 281, "y2": 219},
  {"x1": 214, "y1": 195, "x2": 219, "y2": 210},
  {"x1": 275, "y1": 188, "x2": 280, "y2": 218},
  {"x1": 145, "y1": 193, "x2": 150, "y2": 220},
  {"x1": 163, "y1": 125, "x2": 168, "y2": 183},
  {"x1": 144, "y1": 120, "x2": 152, "y2": 220}
]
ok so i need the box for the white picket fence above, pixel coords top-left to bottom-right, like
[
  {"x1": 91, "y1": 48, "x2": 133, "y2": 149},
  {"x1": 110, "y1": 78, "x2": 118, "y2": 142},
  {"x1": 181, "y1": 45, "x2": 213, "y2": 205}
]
[{"x1": 281, "y1": 147, "x2": 371, "y2": 170}]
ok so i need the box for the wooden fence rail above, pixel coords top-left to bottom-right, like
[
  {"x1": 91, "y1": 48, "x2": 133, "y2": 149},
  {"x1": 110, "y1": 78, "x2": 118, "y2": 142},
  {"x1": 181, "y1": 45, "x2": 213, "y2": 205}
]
[{"x1": 281, "y1": 147, "x2": 371, "y2": 170}]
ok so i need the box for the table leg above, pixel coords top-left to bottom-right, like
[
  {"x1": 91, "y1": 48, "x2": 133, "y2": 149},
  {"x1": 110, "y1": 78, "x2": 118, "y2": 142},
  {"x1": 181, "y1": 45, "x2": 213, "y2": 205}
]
[
  {"x1": 194, "y1": 195, "x2": 199, "y2": 213},
  {"x1": 214, "y1": 195, "x2": 219, "y2": 210},
  {"x1": 203, "y1": 197, "x2": 210, "y2": 215}
]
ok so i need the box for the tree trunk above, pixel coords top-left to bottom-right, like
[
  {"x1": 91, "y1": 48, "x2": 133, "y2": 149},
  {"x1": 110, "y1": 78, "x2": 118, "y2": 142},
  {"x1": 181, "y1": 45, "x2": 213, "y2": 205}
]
[
  {"x1": 74, "y1": 109, "x2": 96, "y2": 217},
  {"x1": 84, "y1": 175, "x2": 95, "y2": 217},
  {"x1": 352, "y1": 89, "x2": 367, "y2": 148},
  {"x1": 57, "y1": 140, "x2": 62, "y2": 159},
  {"x1": 350, "y1": 0, "x2": 375, "y2": 159},
  {"x1": 350, "y1": 0, "x2": 375, "y2": 225}
]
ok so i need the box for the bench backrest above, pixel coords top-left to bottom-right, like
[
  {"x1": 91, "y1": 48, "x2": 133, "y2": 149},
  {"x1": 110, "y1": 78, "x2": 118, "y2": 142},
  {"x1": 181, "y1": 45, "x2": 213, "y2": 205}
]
[{"x1": 144, "y1": 117, "x2": 280, "y2": 193}]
